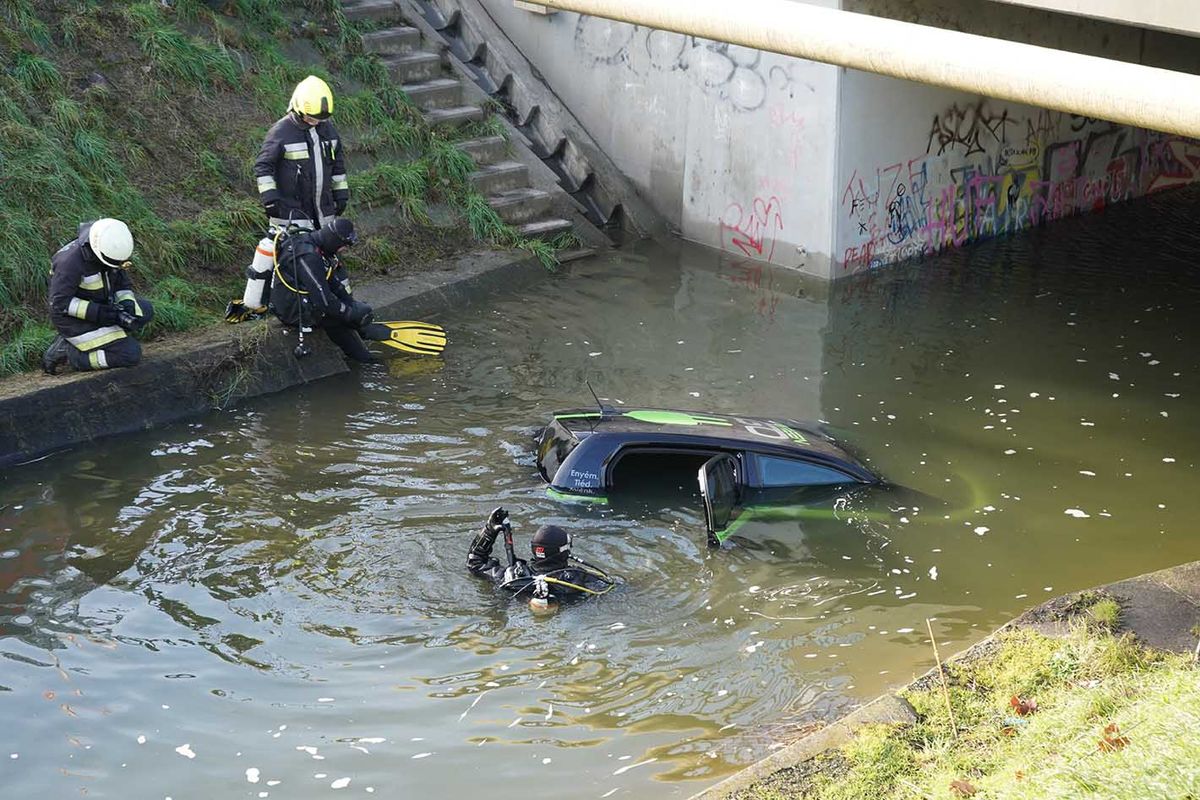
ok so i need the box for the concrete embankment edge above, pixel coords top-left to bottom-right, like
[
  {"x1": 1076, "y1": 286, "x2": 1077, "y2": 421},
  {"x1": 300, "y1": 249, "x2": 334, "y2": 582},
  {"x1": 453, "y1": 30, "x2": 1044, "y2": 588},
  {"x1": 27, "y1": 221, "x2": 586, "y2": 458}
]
[
  {"x1": 0, "y1": 249, "x2": 567, "y2": 470},
  {"x1": 692, "y1": 559, "x2": 1200, "y2": 800}
]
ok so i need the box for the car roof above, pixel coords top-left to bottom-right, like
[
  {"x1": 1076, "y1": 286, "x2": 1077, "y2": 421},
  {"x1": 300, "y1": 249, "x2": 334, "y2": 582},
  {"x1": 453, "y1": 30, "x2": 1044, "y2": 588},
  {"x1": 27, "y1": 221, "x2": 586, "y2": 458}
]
[{"x1": 549, "y1": 407, "x2": 855, "y2": 462}]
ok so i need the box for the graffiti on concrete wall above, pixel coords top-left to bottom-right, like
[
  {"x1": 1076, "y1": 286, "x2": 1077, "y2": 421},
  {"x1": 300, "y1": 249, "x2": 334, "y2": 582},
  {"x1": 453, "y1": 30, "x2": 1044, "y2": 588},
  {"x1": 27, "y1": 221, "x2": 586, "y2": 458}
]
[
  {"x1": 721, "y1": 195, "x2": 785, "y2": 262},
  {"x1": 573, "y1": 17, "x2": 810, "y2": 112},
  {"x1": 841, "y1": 102, "x2": 1200, "y2": 272}
]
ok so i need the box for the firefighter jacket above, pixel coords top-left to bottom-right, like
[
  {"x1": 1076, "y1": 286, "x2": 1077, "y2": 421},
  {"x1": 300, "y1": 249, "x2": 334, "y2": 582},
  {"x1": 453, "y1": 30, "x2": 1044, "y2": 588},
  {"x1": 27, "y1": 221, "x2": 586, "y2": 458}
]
[
  {"x1": 47, "y1": 224, "x2": 148, "y2": 352},
  {"x1": 254, "y1": 112, "x2": 349, "y2": 230},
  {"x1": 268, "y1": 233, "x2": 355, "y2": 328}
]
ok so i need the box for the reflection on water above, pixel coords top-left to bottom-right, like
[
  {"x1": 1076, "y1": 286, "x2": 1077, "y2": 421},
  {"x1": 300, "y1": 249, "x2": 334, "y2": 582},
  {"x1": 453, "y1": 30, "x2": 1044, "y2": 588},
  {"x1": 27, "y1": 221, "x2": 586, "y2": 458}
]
[{"x1": 2, "y1": 186, "x2": 1198, "y2": 797}]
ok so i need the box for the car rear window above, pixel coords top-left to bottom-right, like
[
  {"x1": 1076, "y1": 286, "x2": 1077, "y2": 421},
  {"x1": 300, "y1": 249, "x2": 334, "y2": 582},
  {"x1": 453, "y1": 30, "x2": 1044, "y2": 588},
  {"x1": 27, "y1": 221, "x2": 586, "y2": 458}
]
[{"x1": 756, "y1": 455, "x2": 854, "y2": 487}]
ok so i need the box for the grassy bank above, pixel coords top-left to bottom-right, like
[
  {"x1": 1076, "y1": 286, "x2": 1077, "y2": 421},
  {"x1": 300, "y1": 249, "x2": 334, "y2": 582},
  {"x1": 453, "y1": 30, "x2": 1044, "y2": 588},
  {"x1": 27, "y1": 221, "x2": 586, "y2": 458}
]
[
  {"x1": 745, "y1": 607, "x2": 1200, "y2": 799},
  {"x1": 0, "y1": 0, "x2": 571, "y2": 376}
]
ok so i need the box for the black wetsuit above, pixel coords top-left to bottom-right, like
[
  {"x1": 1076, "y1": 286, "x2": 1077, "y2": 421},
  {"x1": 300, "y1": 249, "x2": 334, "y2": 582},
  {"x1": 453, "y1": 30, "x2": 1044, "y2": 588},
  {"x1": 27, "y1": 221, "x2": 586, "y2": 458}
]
[
  {"x1": 467, "y1": 527, "x2": 611, "y2": 602},
  {"x1": 269, "y1": 226, "x2": 381, "y2": 362}
]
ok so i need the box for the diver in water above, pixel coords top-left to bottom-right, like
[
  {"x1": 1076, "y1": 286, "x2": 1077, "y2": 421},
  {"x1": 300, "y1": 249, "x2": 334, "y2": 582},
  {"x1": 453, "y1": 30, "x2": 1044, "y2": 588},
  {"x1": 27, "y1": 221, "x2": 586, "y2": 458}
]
[{"x1": 467, "y1": 507, "x2": 616, "y2": 612}]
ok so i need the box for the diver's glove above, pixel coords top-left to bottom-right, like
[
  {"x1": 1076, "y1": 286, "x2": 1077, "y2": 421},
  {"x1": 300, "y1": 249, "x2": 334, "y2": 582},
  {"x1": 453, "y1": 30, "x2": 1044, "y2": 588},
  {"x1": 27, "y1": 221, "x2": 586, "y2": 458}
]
[
  {"x1": 487, "y1": 506, "x2": 509, "y2": 532},
  {"x1": 469, "y1": 506, "x2": 507, "y2": 561}
]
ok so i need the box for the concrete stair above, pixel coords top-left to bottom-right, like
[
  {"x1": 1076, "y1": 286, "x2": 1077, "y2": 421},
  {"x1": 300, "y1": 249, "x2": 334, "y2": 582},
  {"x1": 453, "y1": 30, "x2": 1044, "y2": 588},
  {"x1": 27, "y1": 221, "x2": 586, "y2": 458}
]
[
  {"x1": 350, "y1": 6, "x2": 585, "y2": 245},
  {"x1": 516, "y1": 217, "x2": 574, "y2": 240},
  {"x1": 361, "y1": 26, "x2": 421, "y2": 55},
  {"x1": 488, "y1": 187, "x2": 554, "y2": 224},
  {"x1": 423, "y1": 105, "x2": 485, "y2": 128},
  {"x1": 469, "y1": 161, "x2": 528, "y2": 194},
  {"x1": 401, "y1": 77, "x2": 462, "y2": 110},
  {"x1": 458, "y1": 135, "x2": 508, "y2": 164},
  {"x1": 381, "y1": 51, "x2": 442, "y2": 84},
  {"x1": 342, "y1": 0, "x2": 401, "y2": 22}
]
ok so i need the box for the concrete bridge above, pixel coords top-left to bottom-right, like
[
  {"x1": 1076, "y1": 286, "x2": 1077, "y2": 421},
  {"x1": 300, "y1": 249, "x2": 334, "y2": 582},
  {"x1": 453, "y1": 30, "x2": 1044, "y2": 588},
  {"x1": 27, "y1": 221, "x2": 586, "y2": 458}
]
[{"x1": 403, "y1": 0, "x2": 1200, "y2": 278}]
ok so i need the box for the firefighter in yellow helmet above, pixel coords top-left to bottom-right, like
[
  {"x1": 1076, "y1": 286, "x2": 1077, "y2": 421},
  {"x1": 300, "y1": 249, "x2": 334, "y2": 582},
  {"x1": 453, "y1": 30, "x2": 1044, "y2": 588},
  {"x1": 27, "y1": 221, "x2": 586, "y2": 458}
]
[
  {"x1": 229, "y1": 76, "x2": 351, "y2": 323},
  {"x1": 253, "y1": 75, "x2": 349, "y2": 231}
]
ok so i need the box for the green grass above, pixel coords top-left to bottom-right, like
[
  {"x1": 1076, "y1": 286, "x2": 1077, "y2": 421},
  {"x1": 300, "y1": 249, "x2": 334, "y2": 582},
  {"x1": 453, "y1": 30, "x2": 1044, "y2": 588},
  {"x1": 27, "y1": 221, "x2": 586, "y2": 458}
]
[
  {"x1": 1087, "y1": 597, "x2": 1122, "y2": 631},
  {"x1": 0, "y1": 319, "x2": 57, "y2": 376},
  {"x1": 124, "y1": 2, "x2": 240, "y2": 87},
  {"x1": 780, "y1": 626, "x2": 1200, "y2": 800}
]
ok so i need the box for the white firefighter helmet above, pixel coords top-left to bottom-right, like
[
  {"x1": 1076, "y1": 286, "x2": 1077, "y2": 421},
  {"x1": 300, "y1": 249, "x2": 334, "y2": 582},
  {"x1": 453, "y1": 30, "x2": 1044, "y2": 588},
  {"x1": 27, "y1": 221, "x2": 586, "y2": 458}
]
[{"x1": 88, "y1": 218, "x2": 134, "y2": 268}]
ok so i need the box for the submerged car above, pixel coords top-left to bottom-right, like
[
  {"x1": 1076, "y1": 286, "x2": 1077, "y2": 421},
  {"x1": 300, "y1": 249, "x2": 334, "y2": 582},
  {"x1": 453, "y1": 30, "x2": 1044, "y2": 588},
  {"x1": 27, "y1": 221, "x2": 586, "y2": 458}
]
[{"x1": 536, "y1": 407, "x2": 882, "y2": 544}]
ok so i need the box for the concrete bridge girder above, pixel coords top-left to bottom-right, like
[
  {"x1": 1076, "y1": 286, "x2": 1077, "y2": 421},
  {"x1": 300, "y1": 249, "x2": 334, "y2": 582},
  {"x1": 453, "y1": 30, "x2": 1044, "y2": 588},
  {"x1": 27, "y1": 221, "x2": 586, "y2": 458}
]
[
  {"x1": 539, "y1": 0, "x2": 1200, "y2": 139},
  {"x1": 987, "y1": 0, "x2": 1200, "y2": 38}
]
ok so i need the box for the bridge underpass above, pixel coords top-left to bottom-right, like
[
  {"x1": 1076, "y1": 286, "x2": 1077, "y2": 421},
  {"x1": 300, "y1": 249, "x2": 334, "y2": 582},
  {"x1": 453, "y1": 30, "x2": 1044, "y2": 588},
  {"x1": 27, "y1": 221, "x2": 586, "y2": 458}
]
[{"x1": 426, "y1": 0, "x2": 1200, "y2": 278}]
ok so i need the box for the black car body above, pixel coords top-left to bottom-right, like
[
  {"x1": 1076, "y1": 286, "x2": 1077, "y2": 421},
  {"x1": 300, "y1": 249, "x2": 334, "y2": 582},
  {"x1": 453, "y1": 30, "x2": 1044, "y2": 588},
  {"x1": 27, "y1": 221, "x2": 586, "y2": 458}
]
[{"x1": 536, "y1": 407, "x2": 882, "y2": 544}]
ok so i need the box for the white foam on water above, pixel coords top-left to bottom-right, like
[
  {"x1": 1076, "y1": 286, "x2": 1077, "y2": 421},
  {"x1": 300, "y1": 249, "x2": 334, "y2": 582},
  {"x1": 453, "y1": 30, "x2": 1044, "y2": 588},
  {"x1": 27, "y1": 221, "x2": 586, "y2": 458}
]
[{"x1": 613, "y1": 758, "x2": 657, "y2": 776}]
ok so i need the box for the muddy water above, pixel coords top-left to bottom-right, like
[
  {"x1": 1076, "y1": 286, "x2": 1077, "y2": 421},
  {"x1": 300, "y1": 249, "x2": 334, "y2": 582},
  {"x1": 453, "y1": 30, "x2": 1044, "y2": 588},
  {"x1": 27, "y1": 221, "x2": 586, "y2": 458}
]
[{"x1": 2, "y1": 189, "x2": 1198, "y2": 798}]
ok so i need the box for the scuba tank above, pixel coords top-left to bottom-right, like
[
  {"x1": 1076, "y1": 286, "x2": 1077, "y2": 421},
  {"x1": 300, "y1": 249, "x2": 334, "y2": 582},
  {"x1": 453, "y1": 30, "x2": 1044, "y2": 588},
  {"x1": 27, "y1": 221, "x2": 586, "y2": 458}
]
[
  {"x1": 225, "y1": 235, "x2": 278, "y2": 323},
  {"x1": 241, "y1": 236, "x2": 276, "y2": 309}
]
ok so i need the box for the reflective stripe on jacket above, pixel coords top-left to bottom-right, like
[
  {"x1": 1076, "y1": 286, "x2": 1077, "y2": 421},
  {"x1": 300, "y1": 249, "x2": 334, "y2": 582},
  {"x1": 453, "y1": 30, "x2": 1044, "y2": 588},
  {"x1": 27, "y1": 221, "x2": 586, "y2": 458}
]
[
  {"x1": 253, "y1": 113, "x2": 348, "y2": 229},
  {"x1": 47, "y1": 224, "x2": 134, "y2": 348}
]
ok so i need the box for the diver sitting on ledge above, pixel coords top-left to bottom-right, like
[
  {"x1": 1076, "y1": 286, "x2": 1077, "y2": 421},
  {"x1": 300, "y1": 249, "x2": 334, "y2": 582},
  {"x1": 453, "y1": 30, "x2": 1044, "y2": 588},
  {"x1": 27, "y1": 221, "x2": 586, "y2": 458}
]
[{"x1": 467, "y1": 507, "x2": 616, "y2": 612}]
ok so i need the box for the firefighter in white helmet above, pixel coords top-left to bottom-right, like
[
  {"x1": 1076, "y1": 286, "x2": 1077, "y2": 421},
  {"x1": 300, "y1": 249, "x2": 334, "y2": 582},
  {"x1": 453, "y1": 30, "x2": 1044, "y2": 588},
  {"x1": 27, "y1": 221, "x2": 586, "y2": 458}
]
[
  {"x1": 227, "y1": 75, "x2": 351, "y2": 323},
  {"x1": 43, "y1": 219, "x2": 155, "y2": 374}
]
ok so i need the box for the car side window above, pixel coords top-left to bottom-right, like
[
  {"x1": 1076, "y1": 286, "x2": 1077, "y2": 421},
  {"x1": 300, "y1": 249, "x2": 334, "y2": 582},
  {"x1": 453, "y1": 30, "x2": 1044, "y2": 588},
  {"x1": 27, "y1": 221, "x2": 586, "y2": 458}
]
[{"x1": 757, "y1": 455, "x2": 853, "y2": 487}]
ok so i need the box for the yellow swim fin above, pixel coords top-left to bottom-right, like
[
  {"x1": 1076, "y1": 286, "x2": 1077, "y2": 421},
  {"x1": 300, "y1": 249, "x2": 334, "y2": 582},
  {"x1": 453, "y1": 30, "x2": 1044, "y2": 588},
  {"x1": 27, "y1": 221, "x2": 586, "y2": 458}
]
[{"x1": 376, "y1": 320, "x2": 447, "y2": 355}]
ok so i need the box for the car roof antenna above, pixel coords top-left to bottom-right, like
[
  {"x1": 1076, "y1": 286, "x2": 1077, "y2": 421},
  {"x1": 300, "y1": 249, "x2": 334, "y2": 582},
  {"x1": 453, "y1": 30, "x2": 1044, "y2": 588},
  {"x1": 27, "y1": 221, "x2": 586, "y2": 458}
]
[{"x1": 586, "y1": 379, "x2": 605, "y2": 431}]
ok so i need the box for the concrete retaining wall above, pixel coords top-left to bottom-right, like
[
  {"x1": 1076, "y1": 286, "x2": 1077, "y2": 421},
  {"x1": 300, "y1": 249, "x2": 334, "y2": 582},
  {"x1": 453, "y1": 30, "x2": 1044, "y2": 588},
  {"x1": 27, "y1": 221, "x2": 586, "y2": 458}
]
[
  {"x1": 475, "y1": 0, "x2": 842, "y2": 276},
  {"x1": 0, "y1": 250, "x2": 555, "y2": 471}
]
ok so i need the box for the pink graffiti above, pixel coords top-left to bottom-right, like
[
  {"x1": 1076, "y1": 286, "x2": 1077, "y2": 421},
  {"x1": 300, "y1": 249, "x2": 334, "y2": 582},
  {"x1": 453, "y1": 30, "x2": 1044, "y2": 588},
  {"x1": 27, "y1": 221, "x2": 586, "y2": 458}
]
[
  {"x1": 720, "y1": 196, "x2": 784, "y2": 263},
  {"x1": 1147, "y1": 139, "x2": 1200, "y2": 193},
  {"x1": 769, "y1": 108, "x2": 806, "y2": 130}
]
